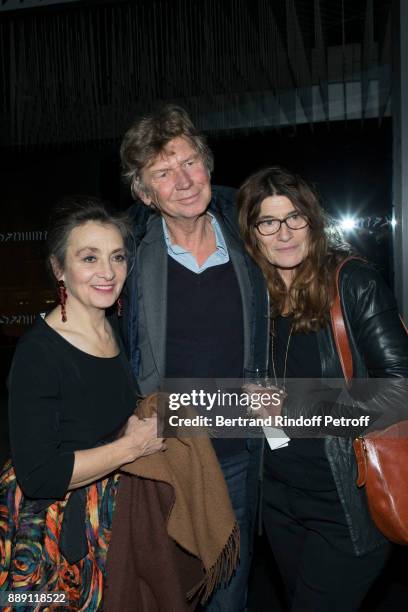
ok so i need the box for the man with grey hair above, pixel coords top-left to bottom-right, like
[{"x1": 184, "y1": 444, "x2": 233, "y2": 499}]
[{"x1": 120, "y1": 104, "x2": 268, "y2": 611}]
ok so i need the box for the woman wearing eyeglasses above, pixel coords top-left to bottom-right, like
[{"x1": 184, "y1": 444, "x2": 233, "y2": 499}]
[{"x1": 237, "y1": 166, "x2": 408, "y2": 611}]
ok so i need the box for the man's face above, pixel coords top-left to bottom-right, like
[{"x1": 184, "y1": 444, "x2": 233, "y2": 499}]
[{"x1": 139, "y1": 136, "x2": 212, "y2": 221}]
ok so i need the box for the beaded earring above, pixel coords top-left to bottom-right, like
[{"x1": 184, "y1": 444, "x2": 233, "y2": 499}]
[
  {"x1": 57, "y1": 279, "x2": 67, "y2": 323},
  {"x1": 117, "y1": 296, "x2": 123, "y2": 317}
]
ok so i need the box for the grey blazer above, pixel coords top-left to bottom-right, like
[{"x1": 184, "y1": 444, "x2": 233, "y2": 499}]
[{"x1": 122, "y1": 186, "x2": 269, "y2": 395}]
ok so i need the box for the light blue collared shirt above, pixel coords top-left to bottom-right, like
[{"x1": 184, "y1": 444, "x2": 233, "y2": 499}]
[{"x1": 162, "y1": 213, "x2": 230, "y2": 273}]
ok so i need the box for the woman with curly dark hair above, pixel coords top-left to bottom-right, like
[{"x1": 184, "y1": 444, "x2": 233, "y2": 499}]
[{"x1": 237, "y1": 166, "x2": 408, "y2": 611}]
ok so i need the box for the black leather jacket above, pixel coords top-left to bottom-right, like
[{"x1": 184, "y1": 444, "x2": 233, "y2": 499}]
[{"x1": 282, "y1": 259, "x2": 408, "y2": 555}]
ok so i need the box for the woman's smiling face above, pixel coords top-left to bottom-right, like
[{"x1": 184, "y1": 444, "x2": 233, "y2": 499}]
[{"x1": 57, "y1": 221, "x2": 127, "y2": 312}]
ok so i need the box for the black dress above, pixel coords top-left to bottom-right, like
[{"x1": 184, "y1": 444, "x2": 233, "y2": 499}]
[{"x1": 0, "y1": 315, "x2": 136, "y2": 610}]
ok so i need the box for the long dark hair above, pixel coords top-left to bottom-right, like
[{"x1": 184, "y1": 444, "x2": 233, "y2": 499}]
[{"x1": 237, "y1": 166, "x2": 350, "y2": 332}]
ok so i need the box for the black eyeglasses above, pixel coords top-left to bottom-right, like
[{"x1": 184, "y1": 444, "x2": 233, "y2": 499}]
[{"x1": 254, "y1": 213, "x2": 308, "y2": 236}]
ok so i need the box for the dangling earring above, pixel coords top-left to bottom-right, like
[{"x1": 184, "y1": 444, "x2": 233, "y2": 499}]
[
  {"x1": 57, "y1": 279, "x2": 67, "y2": 323},
  {"x1": 117, "y1": 296, "x2": 123, "y2": 317}
]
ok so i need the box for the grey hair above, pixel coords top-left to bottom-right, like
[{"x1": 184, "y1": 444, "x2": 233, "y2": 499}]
[{"x1": 120, "y1": 104, "x2": 214, "y2": 199}]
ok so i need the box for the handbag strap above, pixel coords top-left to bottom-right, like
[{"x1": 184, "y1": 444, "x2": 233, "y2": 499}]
[
  {"x1": 329, "y1": 256, "x2": 364, "y2": 385},
  {"x1": 331, "y1": 252, "x2": 408, "y2": 499},
  {"x1": 330, "y1": 256, "x2": 408, "y2": 384}
]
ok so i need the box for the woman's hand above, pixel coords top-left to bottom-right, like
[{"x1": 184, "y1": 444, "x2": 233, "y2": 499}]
[
  {"x1": 118, "y1": 414, "x2": 166, "y2": 464},
  {"x1": 242, "y1": 383, "x2": 284, "y2": 421},
  {"x1": 69, "y1": 414, "x2": 165, "y2": 489}
]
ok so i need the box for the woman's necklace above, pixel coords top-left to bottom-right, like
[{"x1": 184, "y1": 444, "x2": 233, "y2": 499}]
[{"x1": 271, "y1": 318, "x2": 294, "y2": 394}]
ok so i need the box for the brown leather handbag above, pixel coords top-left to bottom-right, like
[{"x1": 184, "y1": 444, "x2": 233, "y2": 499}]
[{"x1": 330, "y1": 257, "x2": 408, "y2": 545}]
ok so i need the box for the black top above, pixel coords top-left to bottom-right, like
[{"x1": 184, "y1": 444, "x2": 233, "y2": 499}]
[
  {"x1": 265, "y1": 315, "x2": 336, "y2": 490},
  {"x1": 8, "y1": 316, "x2": 136, "y2": 500},
  {"x1": 165, "y1": 256, "x2": 245, "y2": 455}
]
